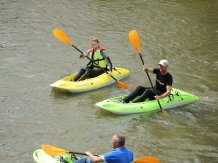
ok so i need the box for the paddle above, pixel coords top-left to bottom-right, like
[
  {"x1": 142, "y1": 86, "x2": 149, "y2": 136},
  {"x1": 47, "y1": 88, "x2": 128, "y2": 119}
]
[
  {"x1": 128, "y1": 30, "x2": 167, "y2": 115},
  {"x1": 53, "y1": 28, "x2": 132, "y2": 90},
  {"x1": 42, "y1": 144, "x2": 159, "y2": 163},
  {"x1": 134, "y1": 156, "x2": 159, "y2": 163},
  {"x1": 41, "y1": 144, "x2": 98, "y2": 156}
]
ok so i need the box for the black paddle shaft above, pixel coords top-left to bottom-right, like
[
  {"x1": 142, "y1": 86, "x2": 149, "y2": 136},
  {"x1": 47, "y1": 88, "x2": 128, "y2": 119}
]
[
  {"x1": 139, "y1": 54, "x2": 163, "y2": 110},
  {"x1": 69, "y1": 151, "x2": 99, "y2": 156}
]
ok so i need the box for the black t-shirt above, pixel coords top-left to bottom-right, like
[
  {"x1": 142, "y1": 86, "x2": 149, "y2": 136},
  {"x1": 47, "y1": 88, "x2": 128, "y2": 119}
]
[{"x1": 153, "y1": 68, "x2": 173, "y2": 93}]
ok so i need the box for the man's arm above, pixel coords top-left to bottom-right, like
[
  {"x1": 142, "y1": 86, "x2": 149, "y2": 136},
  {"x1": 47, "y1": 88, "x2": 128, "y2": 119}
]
[
  {"x1": 154, "y1": 85, "x2": 172, "y2": 100},
  {"x1": 143, "y1": 64, "x2": 153, "y2": 73},
  {"x1": 86, "y1": 151, "x2": 104, "y2": 162}
]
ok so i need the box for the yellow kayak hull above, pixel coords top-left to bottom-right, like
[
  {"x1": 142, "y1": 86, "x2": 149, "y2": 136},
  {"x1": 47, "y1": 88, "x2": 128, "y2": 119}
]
[{"x1": 50, "y1": 67, "x2": 130, "y2": 93}]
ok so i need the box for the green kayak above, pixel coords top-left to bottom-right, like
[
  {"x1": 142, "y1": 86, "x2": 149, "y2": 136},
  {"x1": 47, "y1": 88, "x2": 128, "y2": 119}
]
[
  {"x1": 33, "y1": 149, "x2": 76, "y2": 163},
  {"x1": 33, "y1": 148, "x2": 159, "y2": 163},
  {"x1": 95, "y1": 88, "x2": 199, "y2": 115}
]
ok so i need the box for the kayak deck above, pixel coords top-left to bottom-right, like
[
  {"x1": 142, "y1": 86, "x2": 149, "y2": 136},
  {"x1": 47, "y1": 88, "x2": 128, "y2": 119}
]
[
  {"x1": 95, "y1": 88, "x2": 199, "y2": 115},
  {"x1": 33, "y1": 149, "x2": 76, "y2": 163},
  {"x1": 50, "y1": 67, "x2": 130, "y2": 93}
]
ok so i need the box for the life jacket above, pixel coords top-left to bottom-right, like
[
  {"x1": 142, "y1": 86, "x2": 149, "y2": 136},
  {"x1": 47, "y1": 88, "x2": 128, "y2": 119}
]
[{"x1": 88, "y1": 46, "x2": 107, "y2": 70}]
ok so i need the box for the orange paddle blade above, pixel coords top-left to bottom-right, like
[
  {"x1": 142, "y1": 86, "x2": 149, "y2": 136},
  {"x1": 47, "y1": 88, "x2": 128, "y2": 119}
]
[
  {"x1": 53, "y1": 28, "x2": 72, "y2": 45},
  {"x1": 118, "y1": 81, "x2": 130, "y2": 89},
  {"x1": 118, "y1": 81, "x2": 135, "y2": 90},
  {"x1": 41, "y1": 144, "x2": 69, "y2": 156},
  {"x1": 161, "y1": 109, "x2": 169, "y2": 116},
  {"x1": 128, "y1": 30, "x2": 141, "y2": 53},
  {"x1": 134, "y1": 156, "x2": 159, "y2": 163}
]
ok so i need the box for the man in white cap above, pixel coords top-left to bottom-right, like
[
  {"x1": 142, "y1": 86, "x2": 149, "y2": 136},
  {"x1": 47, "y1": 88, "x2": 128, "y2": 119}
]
[{"x1": 118, "y1": 59, "x2": 173, "y2": 103}]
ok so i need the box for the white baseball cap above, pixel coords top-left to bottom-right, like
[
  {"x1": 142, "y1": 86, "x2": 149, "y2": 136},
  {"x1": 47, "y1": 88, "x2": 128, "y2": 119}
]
[{"x1": 158, "y1": 59, "x2": 168, "y2": 66}]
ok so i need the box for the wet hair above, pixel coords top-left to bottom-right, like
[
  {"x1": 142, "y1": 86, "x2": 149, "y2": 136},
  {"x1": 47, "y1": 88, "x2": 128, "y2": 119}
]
[
  {"x1": 90, "y1": 37, "x2": 99, "y2": 43},
  {"x1": 114, "y1": 134, "x2": 125, "y2": 146}
]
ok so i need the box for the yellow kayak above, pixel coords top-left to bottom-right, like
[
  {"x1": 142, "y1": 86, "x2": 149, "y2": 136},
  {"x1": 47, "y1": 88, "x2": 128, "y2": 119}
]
[{"x1": 50, "y1": 67, "x2": 130, "y2": 93}]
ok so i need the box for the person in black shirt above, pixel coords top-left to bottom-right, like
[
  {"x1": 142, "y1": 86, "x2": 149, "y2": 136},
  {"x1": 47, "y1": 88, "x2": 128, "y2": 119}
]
[{"x1": 119, "y1": 59, "x2": 173, "y2": 103}]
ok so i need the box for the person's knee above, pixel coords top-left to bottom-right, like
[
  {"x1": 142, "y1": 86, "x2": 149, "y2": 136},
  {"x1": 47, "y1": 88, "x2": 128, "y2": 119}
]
[
  {"x1": 84, "y1": 68, "x2": 92, "y2": 75},
  {"x1": 146, "y1": 89, "x2": 155, "y2": 100},
  {"x1": 84, "y1": 156, "x2": 92, "y2": 163},
  {"x1": 85, "y1": 68, "x2": 92, "y2": 72},
  {"x1": 79, "y1": 68, "x2": 86, "y2": 73},
  {"x1": 136, "y1": 86, "x2": 144, "y2": 90},
  {"x1": 75, "y1": 156, "x2": 90, "y2": 163},
  {"x1": 146, "y1": 89, "x2": 153, "y2": 93}
]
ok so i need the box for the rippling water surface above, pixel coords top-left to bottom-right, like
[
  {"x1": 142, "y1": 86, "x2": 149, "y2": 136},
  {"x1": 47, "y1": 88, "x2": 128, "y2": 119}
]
[{"x1": 0, "y1": 0, "x2": 218, "y2": 162}]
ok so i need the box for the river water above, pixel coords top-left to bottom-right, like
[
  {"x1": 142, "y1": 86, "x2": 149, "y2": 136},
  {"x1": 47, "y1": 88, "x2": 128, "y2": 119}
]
[{"x1": 0, "y1": 0, "x2": 218, "y2": 163}]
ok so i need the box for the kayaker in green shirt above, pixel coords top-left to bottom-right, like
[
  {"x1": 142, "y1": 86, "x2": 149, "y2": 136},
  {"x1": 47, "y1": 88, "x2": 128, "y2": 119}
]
[{"x1": 72, "y1": 37, "x2": 113, "y2": 81}]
